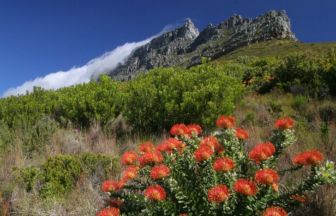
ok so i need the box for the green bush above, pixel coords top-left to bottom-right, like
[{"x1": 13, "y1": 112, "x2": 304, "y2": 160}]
[
  {"x1": 121, "y1": 65, "x2": 244, "y2": 132},
  {"x1": 268, "y1": 101, "x2": 282, "y2": 114},
  {"x1": 291, "y1": 95, "x2": 308, "y2": 112},
  {"x1": 12, "y1": 153, "x2": 120, "y2": 197}
]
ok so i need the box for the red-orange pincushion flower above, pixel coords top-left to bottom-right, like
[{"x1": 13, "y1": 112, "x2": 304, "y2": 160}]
[
  {"x1": 138, "y1": 150, "x2": 164, "y2": 167},
  {"x1": 122, "y1": 166, "x2": 138, "y2": 180},
  {"x1": 170, "y1": 124, "x2": 189, "y2": 136},
  {"x1": 213, "y1": 157, "x2": 235, "y2": 172},
  {"x1": 139, "y1": 142, "x2": 154, "y2": 153},
  {"x1": 109, "y1": 199, "x2": 122, "y2": 208},
  {"x1": 101, "y1": 180, "x2": 119, "y2": 192},
  {"x1": 248, "y1": 142, "x2": 276, "y2": 164},
  {"x1": 263, "y1": 206, "x2": 287, "y2": 216},
  {"x1": 150, "y1": 164, "x2": 171, "y2": 179},
  {"x1": 121, "y1": 151, "x2": 138, "y2": 165},
  {"x1": 96, "y1": 207, "x2": 120, "y2": 216},
  {"x1": 293, "y1": 150, "x2": 323, "y2": 166},
  {"x1": 275, "y1": 117, "x2": 295, "y2": 130},
  {"x1": 144, "y1": 185, "x2": 166, "y2": 201},
  {"x1": 217, "y1": 115, "x2": 236, "y2": 128},
  {"x1": 207, "y1": 185, "x2": 230, "y2": 203},
  {"x1": 291, "y1": 194, "x2": 309, "y2": 203},
  {"x1": 272, "y1": 184, "x2": 279, "y2": 192},
  {"x1": 235, "y1": 128, "x2": 249, "y2": 140},
  {"x1": 117, "y1": 178, "x2": 127, "y2": 189},
  {"x1": 234, "y1": 178, "x2": 258, "y2": 196},
  {"x1": 194, "y1": 145, "x2": 214, "y2": 162},
  {"x1": 255, "y1": 168, "x2": 280, "y2": 185},
  {"x1": 187, "y1": 124, "x2": 202, "y2": 135},
  {"x1": 200, "y1": 136, "x2": 225, "y2": 153}
]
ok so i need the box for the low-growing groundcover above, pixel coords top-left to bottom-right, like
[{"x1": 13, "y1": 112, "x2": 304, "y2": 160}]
[{"x1": 96, "y1": 116, "x2": 336, "y2": 216}]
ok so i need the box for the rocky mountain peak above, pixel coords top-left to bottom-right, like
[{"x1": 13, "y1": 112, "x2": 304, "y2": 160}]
[{"x1": 109, "y1": 10, "x2": 298, "y2": 81}]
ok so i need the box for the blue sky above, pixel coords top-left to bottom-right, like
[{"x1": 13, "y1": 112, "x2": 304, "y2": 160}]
[{"x1": 0, "y1": 0, "x2": 335, "y2": 97}]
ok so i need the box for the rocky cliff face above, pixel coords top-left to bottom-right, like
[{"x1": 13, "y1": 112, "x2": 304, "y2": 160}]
[{"x1": 109, "y1": 10, "x2": 297, "y2": 81}]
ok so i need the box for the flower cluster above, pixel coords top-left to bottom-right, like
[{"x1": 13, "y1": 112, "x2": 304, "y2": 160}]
[
  {"x1": 248, "y1": 142, "x2": 275, "y2": 164},
  {"x1": 293, "y1": 150, "x2": 323, "y2": 166},
  {"x1": 275, "y1": 117, "x2": 295, "y2": 130},
  {"x1": 96, "y1": 115, "x2": 335, "y2": 215}
]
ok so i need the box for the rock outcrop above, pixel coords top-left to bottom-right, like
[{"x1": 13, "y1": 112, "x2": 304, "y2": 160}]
[{"x1": 108, "y1": 10, "x2": 297, "y2": 81}]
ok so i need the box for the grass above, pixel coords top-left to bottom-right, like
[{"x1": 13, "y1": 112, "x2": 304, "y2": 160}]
[{"x1": 215, "y1": 39, "x2": 336, "y2": 61}]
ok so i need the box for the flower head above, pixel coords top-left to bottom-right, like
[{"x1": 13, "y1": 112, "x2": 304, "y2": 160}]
[
  {"x1": 234, "y1": 178, "x2": 258, "y2": 196},
  {"x1": 109, "y1": 199, "x2": 122, "y2": 208},
  {"x1": 117, "y1": 179, "x2": 127, "y2": 190},
  {"x1": 150, "y1": 164, "x2": 171, "y2": 179},
  {"x1": 101, "y1": 180, "x2": 119, "y2": 192},
  {"x1": 207, "y1": 185, "x2": 230, "y2": 203},
  {"x1": 213, "y1": 157, "x2": 235, "y2": 172},
  {"x1": 293, "y1": 150, "x2": 323, "y2": 166},
  {"x1": 96, "y1": 207, "x2": 120, "y2": 216},
  {"x1": 275, "y1": 117, "x2": 295, "y2": 130},
  {"x1": 263, "y1": 206, "x2": 287, "y2": 216},
  {"x1": 137, "y1": 150, "x2": 163, "y2": 167},
  {"x1": 248, "y1": 142, "x2": 276, "y2": 164},
  {"x1": 255, "y1": 168, "x2": 280, "y2": 185},
  {"x1": 217, "y1": 115, "x2": 236, "y2": 129},
  {"x1": 170, "y1": 124, "x2": 189, "y2": 136},
  {"x1": 121, "y1": 151, "x2": 138, "y2": 166},
  {"x1": 187, "y1": 124, "x2": 202, "y2": 135},
  {"x1": 194, "y1": 145, "x2": 214, "y2": 162},
  {"x1": 139, "y1": 142, "x2": 154, "y2": 153},
  {"x1": 200, "y1": 136, "x2": 225, "y2": 153},
  {"x1": 122, "y1": 166, "x2": 138, "y2": 180},
  {"x1": 144, "y1": 185, "x2": 166, "y2": 201},
  {"x1": 235, "y1": 128, "x2": 249, "y2": 140},
  {"x1": 272, "y1": 184, "x2": 278, "y2": 193}
]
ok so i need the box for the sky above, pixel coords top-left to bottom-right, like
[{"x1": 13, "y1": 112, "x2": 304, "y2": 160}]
[{"x1": 0, "y1": 0, "x2": 335, "y2": 97}]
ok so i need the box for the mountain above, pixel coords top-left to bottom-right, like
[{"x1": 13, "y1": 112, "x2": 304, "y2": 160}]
[{"x1": 109, "y1": 10, "x2": 298, "y2": 81}]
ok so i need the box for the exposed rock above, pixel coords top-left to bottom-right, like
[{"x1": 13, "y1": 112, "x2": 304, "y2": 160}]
[{"x1": 108, "y1": 10, "x2": 298, "y2": 81}]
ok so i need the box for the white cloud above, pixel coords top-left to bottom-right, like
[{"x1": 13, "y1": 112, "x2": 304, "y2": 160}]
[{"x1": 2, "y1": 24, "x2": 179, "y2": 98}]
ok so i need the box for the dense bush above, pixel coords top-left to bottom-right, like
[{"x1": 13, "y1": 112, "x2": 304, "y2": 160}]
[
  {"x1": 121, "y1": 65, "x2": 244, "y2": 132},
  {"x1": 97, "y1": 116, "x2": 336, "y2": 216},
  {"x1": 13, "y1": 153, "x2": 120, "y2": 197}
]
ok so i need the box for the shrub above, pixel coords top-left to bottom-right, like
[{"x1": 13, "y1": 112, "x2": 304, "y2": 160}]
[
  {"x1": 97, "y1": 116, "x2": 336, "y2": 215},
  {"x1": 268, "y1": 101, "x2": 283, "y2": 114},
  {"x1": 121, "y1": 65, "x2": 244, "y2": 132},
  {"x1": 291, "y1": 95, "x2": 308, "y2": 112},
  {"x1": 13, "y1": 153, "x2": 120, "y2": 197}
]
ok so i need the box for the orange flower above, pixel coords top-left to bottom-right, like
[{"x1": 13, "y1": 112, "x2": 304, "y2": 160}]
[
  {"x1": 293, "y1": 150, "x2": 323, "y2": 166},
  {"x1": 139, "y1": 142, "x2": 154, "y2": 153},
  {"x1": 121, "y1": 151, "x2": 138, "y2": 165},
  {"x1": 255, "y1": 168, "x2": 280, "y2": 185},
  {"x1": 138, "y1": 150, "x2": 164, "y2": 167},
  {"x1": 150, "y1": 164, "x2": 171, "y2": 179},
  {"x1": 248, "y1": 142, "x2": 276, "y2": 164},
  {"x1": 235, "y1": 128, "x2": 249, "y2": 140},
  {"x1": 200, "y1": 136, "x2": 225, "y2": 153},
  {"x1": 144, "y1": 185, "x2": 166, "y2": 201},
  {"x1": 170, "y1": 124, "x2": 189, "y2": 136},
  {"x1": 194, "y1": 145, "x2": 214, "y2": 162},
  {"x1": 272, "y1": 184, "x2": 279, "y2": 192},
  {"x1": 291, "y1": 194, "x2": 309, "y2": 203},
  {"x1": 96, "y1": 207, "x2": 120, "y2": 216},
  {"x1": 234, "y1": 178, "x2": 258, "y2": 196},
  {"x1": 208, "y1": 185, "x2": 230, "y2": 203},
  {"x1": 122, "y1": 166, "x2": 138, "y2": 180},
  {"x1": 101, "y1": 180, "x2": 119, "y2": 192},
  {"x1": 216, "y1": 115, "x2": 236, "y2": 128},
  {"x1": 187, "y1": 124, "x2": 202, "y2": 135},
  {"x1": 263, "y1": 206, "x2": 287, "y2": 216},
  {"x1": 159, "y1": 138, "x2": 183, "y2": 154},
  {"x1": 275, "y1": 117, "x2": 295, "y2": 130},
  {"x1": 213, "y1": 157, "x2": 235, "y2": 172},
  {"x1": 109, "y1": 199, "x2": 122, "y2": 208}
]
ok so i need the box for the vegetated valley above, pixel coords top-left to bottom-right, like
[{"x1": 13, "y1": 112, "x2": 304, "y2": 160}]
[{"x1": 1, "y1": 19, "x2": 336, "y2": 216}]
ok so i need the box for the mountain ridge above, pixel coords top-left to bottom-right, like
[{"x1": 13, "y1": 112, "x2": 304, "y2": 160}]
[{"x1": 109, "y1": 10, "x2": 298, "y2": 81}]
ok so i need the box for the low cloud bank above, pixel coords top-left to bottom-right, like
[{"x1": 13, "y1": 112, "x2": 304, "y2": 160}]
[{"x1": 2, "y1": 24, "x2": 178, "y2": 98}]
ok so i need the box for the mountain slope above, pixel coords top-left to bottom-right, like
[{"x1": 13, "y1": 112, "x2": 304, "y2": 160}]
[{"x1": 108, "y1": 10, "x2": 298, "y2": 81}]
